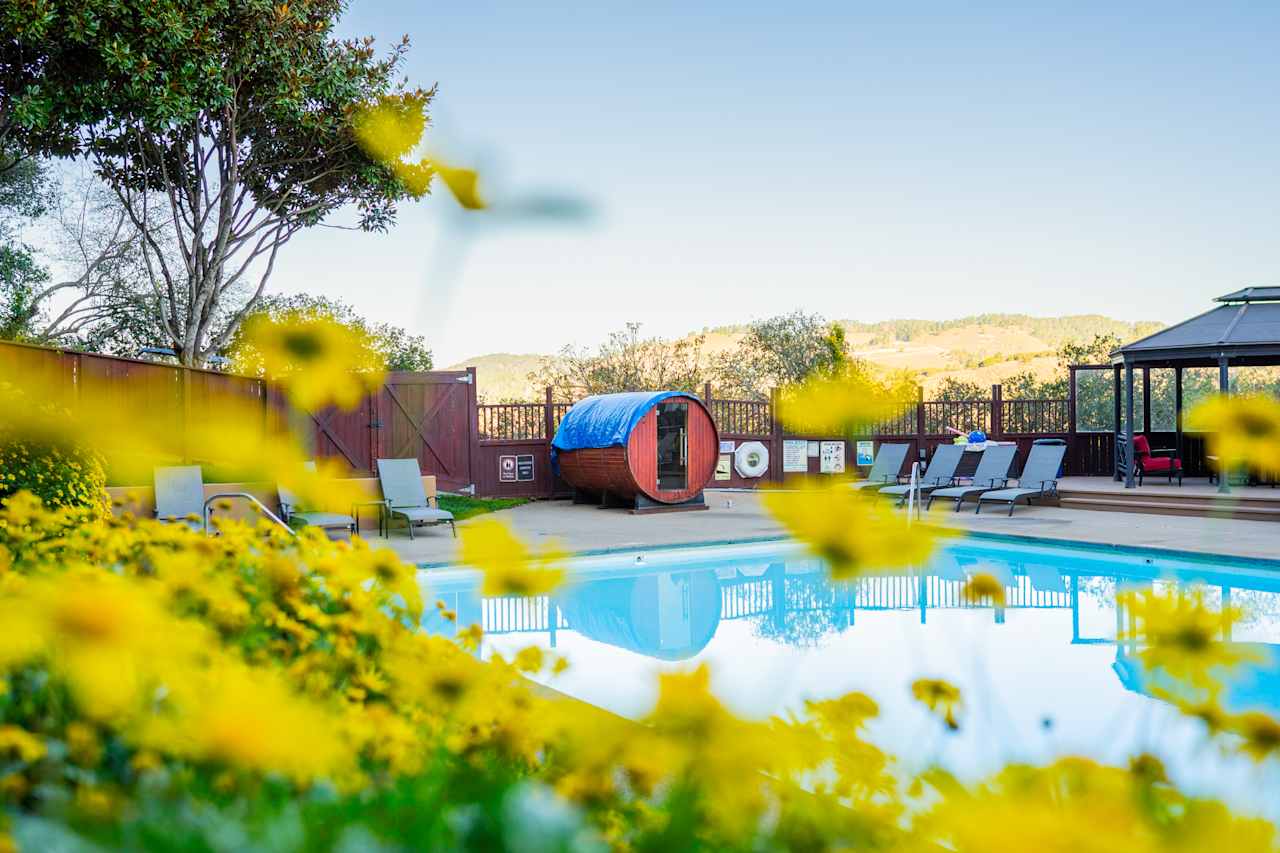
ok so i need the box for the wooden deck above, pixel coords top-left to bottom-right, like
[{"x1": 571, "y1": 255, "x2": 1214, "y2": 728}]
[{"x1": 1056, "y1": 476, "x2": 1280, "y2": 522}]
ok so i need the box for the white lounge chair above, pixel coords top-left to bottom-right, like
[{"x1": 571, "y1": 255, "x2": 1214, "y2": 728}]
[
  {"x1": 154, "y1": 465, "x2": 207, "y2": 531},
  {"x1": 376, "y1": 458, "x2": 456, "y2": 539},
  {"x1": 278, "y1": 461, "x2": 356, "y2": 535}
]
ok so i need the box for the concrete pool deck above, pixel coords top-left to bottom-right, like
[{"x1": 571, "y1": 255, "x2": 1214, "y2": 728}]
[{"x1": 378, "y1": 489, "x2": 1279, "y2": 566}]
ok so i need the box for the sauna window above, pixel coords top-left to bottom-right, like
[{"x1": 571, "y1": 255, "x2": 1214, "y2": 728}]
[{"x1": 656, "y1": 402, "x2": 688, "y2": 491}]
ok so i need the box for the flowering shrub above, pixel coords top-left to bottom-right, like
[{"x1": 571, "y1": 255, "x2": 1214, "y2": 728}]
[
  {"x1": 0, "y1": 492, "x2": 1277, "y2": 851},
  {"x1": 0, "y1": 385, "x2": 108, "y2": 520}
]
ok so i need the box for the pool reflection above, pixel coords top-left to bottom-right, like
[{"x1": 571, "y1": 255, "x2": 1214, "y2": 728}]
[{"x1": 423, "y1": 541, "x2": 1280, "y2": 715}]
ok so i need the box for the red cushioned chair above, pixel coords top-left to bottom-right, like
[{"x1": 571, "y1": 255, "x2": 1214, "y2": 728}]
[{"x1": 1132, "y1": 434, "x2": 1182, "y2": 486}]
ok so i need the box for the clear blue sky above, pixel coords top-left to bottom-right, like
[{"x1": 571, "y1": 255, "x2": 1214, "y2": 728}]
[{"x1": 271, "y1": 2, "x2": 1280, "y2": 365}]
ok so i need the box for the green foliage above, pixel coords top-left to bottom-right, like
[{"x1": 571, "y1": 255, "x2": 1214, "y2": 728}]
[
  {"x1": 0, "y1": 244, "x2": 49, "y2": 340},
  {"x1": 227, "y1": 294, "x2": 433, "y2": 374},
  {"x1": 711, "y1": 311, "x2": 853, "y2": 400},
  {"x1": 0, "y1": 388, "x2": 109, "y2": 518},
  {"x1": 531, "y1": 324, "x2": 706, "y2": 402},
  {"x1": 0, "y1": 0, "x2": 433, "y2": 365},
  {"x1": 933, "y1": 378, "x2": 988, "y2": 401},
  {"x1": 436, "y1": 495, "x2": 529, "y2": 521}
]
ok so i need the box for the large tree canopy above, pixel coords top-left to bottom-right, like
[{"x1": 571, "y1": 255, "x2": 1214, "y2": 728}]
[{"x1": 1, "y1": 0, "x2": 433, "y2": 365}]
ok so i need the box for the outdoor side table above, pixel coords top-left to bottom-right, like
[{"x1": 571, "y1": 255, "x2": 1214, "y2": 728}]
[{"x1": 352, "y1": 501, "x2": 386, "y2": 538}]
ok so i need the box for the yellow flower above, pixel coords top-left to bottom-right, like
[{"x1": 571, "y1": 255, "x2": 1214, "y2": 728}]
[
  {"x1": 776, "y1": 363, "x2": 916, "y2": 435},
  {"x1": 1188, "y1": 394, "x2": 1280, "y2": 477},
  {"x1": 65, "y1": 722, "x2": 102, "y2": 768},
  {"x1": 961, "y1": 572, "x2": 1006, "y2": 607},
  {"x1": 1118, "y1": 588, "x2": 1256, "y2": 699},
  {"x1": 0, "y1": 726, "x2": 44, "y2": 763},
  {"x1": 912, "y1": 678, "x2": 963, "y2": 731},
  {"x1": 460, "y1": 518, "x2": 567, "y2": 597},
  {"x1": 352, "y1": 95, "x2": 486, "y2": 209},
  {"x1": 237, "y1": 311, "x2": 385, "y2": 411},
  {"x1": 512, "y1": 645, "x2": 544, "y2": 674},
  {"x1": 763, "y1": 478, "x2": 948, "y2": 579}
]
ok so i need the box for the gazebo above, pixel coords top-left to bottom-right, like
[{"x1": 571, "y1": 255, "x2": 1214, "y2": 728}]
[{"x1": 1112, "y1": 287, "x2": 1280, "y2": 492}]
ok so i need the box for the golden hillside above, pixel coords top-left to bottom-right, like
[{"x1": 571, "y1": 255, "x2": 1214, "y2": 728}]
[{"x1": 450, "y1": 314, "x2": 1162, "y2": 401}]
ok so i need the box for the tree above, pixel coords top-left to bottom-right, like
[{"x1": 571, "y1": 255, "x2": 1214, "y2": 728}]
[
  {"x1": 0, "y1": 149, "x2": 53, "y2": 338},
  {"x1": 932, "y1": 378, "x2": 988, "y2": 401},
  {"x1": 1, "y1": 0, "x2": 434, "y2": 365},
  {"x1": 531, "y1": 324, "x2": 705, "y2": 402},
  {"x1": 711, "y1": 312, "x2": 851, "y2": 400},
  {"x1": 1, "y1": 166, "x2": 173, "y2": 349},
  {"x1": 227, "y1": 294, "x2": 432, "y2": 374}
]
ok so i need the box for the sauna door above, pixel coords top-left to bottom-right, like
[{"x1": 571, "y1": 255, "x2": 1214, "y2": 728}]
[{"x1": 656, "y1": 401, "x2": 688, "y2": 491}]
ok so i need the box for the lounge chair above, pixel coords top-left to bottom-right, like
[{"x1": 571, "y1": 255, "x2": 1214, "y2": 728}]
[
  {"x1": 154, "y1": 465, "x2": 206, "y2": 531},
  {"x1": 376, "y1": 458, "x2": 456, "y2": 539},
  {"x1": 848, "y1": 443, "x2": 911, "y2": 491},
  {"x1": 926, "y1": 445, "x2": 1018, "y2": 512},
  {"x1": 878, "y1": 444, "x2": 965, "y2": 503},
  {"x1": 278, "y1": 461, "x2": 356, "y2": 535},
  {"x1": 975, "y1": 443, "x2": 1068, "y2": 516}
]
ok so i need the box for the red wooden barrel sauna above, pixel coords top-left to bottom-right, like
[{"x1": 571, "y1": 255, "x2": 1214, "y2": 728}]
[{"x1": 552, "y1": 391, "x2": 719, "y2": 512}]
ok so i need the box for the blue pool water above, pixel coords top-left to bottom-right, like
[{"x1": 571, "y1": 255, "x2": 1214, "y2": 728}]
[{"x1": 421, "y1": 536, "x2": 1280, "y2": 815}]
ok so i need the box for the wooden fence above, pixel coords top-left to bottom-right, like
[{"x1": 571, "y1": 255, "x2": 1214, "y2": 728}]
[
  {"x1": 472, "y1": 381, "x2": 1111, "y2": 497},
  {"x1": 0, "y1": 340, "x2": 480, "y2": 490},
  {"x1": 6, "y1": 338, "x2": 1185, "y2": 497}
]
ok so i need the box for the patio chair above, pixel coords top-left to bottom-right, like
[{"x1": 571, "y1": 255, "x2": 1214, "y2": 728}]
[
  {"x1": 154, "y1": 465, "x2": 207, "y2": 531},
  {"x1": 879, "y1": 444, "x2": 965, "y2": 503},
  {"x1": 1131, "y1": 434, "x2": 1182, "y2": 486},
  {"x1": 848, "y1": 443, "x2": 911, "y2": 491},
  {"x1": 278, "y1": 461, "x2": 356, "y2": 535},
  {"x1": 976, "y1": 443, "x2": 1068, "y2": 516},
  {"x1": 376, "y1": 458, "x2": 456, "y2": 539},
  {"x1": 926, "y1": 444, "x2": 1018, "y2": 512}
]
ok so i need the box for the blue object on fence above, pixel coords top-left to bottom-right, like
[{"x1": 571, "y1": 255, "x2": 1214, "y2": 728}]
[
  {"x1": 550, "y1": 391, "x2": 682, "y2": 472},
  {"x1": 967, "y1": 430, "x2": 987, "y2": 444}
]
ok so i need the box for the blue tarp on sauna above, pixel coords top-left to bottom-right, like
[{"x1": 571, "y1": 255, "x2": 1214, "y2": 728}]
[{"x1": 551, "y1": 391, "x2": 681, "y2": 453}]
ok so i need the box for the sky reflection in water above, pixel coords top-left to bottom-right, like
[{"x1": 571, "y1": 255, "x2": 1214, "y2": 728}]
[{"x1": 423, "y1": 538, "x2": 1280, "y2": 815}]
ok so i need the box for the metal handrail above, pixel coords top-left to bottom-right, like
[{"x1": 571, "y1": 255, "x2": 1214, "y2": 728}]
[
  {"x1": 203, "y1": 492, "x2": 296, "y2": 537},
  {"x1": 905, "y1": 461, "x2": 922, "y2": 523}
]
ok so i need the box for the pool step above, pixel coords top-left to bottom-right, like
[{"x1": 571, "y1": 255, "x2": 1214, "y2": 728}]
[{"x1": 1058, "y1": 489, "x2": 1280, "y2": 522}]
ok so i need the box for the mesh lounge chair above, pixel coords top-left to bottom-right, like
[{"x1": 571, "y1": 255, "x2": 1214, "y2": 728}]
[
  {"x1": 278, "y1": 461, "x2": 356, "y2": 535},
  {"x1": 976, "y1": 443, "x2": 1068, "y2": 516},
  {"x1": 926, "y1": 445, "x2": 1018, "y2": 512},
  {"x1": 848, "y1": 443, "x2": 911, "y2": 491},
  {"x1": 376, "y1": 458, "x2": 456, "y2": 539},
  {"x1": 154, "y1": 465, "x2": 206, "y2": 531},
  {"x1": 879, "y1": 444, "x2": 965, "y2": 503}
]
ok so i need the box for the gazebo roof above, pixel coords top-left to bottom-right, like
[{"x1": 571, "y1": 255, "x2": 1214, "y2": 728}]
[{"x1": 1113, "y1": 288, "x2": 1280, "y2": 366}]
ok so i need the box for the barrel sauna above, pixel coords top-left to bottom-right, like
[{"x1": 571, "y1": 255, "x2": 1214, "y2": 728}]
[{"x1": 552, "y1": 391, "x2": 719, "y2": 512}]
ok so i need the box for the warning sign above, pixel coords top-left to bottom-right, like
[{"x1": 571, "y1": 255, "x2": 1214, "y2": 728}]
[{"x1": 516, "y1": 455, "x2": 535, "y2": 481}]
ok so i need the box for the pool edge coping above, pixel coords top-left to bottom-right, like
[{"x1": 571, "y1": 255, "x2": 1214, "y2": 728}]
[{"x1": 417, "y1": 528, "x2": 1280, "y2": 571}]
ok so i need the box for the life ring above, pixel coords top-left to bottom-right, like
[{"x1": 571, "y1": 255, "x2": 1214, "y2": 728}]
[{"x1": 734, "y1": 441, "x2": 770, "y2": 478}]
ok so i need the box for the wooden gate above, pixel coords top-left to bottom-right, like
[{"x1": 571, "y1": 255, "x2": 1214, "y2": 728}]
[
  {"x1": 375, "y1": 370, "x2": 477, "y2": 492},
  {"x1": 305, "y1": 369, "x2": 478, "y2": 492}
]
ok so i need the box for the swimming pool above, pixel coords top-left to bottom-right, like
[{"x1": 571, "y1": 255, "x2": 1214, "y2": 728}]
[{"x1": 420, "y1": 535, "x2": 1280, "y2": 815}]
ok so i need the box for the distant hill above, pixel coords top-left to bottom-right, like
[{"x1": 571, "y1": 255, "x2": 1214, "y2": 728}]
[{"x1": 449, "y1": 314, "x2": 1164, "y2": 401}]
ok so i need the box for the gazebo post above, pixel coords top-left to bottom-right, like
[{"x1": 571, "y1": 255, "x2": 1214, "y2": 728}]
[
  {"x1": 1218, "y1": 355, "x2": 1231, "y2": 494},
  {"x1": 1174, "y1": 367, "x2": 1183, "y2": 478},
  {"x1": 1112, "y1": 365, "x2": 1123, "y2": 481},
  {"x1": 1141, "y1": 366, "x2": 1151, "y2": 434},
  {"x1": 1124, "y1": 362, "x2": 1136, "y2": 489}
]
